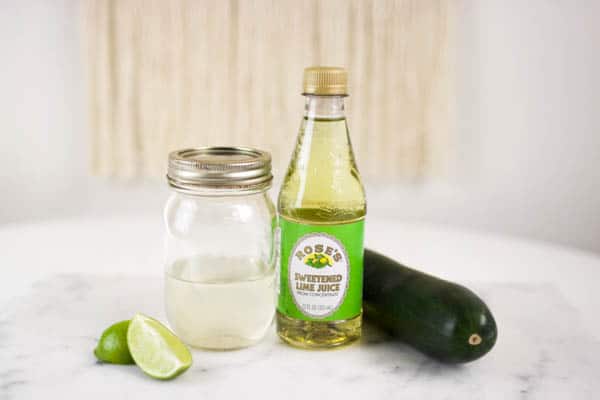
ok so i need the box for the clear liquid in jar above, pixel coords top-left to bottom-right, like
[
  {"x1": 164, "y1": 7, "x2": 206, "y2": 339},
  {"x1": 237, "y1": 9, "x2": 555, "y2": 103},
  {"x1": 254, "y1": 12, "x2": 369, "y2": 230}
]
[{"x1": 165, "y1": 255, "x2": 275, "y2": 350}]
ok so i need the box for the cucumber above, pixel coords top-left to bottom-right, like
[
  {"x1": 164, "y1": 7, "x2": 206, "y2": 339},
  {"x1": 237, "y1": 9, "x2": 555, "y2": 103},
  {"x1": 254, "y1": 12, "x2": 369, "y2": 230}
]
[{"x1": 363, "y1": 248, "x2": 497, "y2": 363}]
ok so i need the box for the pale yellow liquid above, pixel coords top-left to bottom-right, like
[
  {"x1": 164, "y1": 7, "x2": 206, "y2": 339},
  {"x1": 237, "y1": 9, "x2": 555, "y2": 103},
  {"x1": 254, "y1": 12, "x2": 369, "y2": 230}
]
[
  {"x1": 277, "y1": 116, "x2": 366, "y2": 348},
  {"x1": 165, "y1": 256, "x2": 275, "y2": 350}
]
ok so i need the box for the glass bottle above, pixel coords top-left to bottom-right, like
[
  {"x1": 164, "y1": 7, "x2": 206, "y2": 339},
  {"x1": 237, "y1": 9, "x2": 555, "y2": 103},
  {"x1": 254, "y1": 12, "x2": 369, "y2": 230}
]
[
  {"x1": 277, "y1": 67, "x2": 367, "y2": 348},
  {"x1": 164, "y1": 147, "x2": 277, "y2": 350}
]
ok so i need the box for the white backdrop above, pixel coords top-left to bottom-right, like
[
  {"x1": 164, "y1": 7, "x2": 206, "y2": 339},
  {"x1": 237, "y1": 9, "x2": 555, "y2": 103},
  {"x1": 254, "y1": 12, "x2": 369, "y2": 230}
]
[{"x1": 1, "y1": 0, "x2": 599, "y2": 253}]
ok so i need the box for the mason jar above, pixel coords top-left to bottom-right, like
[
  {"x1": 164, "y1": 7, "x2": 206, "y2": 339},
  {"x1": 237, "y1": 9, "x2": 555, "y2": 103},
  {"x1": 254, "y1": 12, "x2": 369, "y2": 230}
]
[{"x1": 164, "y1": 147, "x2": 276, "y2": 350}]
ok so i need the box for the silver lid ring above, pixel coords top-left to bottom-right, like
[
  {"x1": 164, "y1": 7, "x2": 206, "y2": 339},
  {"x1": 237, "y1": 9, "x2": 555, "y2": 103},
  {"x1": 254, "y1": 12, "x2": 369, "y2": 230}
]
[{"x1": 167, "y1": 147, "x2": 273, "y2": 195}]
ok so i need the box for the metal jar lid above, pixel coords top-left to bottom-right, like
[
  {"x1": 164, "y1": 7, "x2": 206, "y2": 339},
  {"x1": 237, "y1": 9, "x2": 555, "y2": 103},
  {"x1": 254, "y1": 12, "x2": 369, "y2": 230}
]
[{"x1": 167, "y1": 147, "x2": 273, "y2": 195}]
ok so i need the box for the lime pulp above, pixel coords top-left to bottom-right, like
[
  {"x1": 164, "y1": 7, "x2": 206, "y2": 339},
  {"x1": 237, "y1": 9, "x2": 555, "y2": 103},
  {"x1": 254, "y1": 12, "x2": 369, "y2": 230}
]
[{"x1": 126, "y1": 313, "x2": 192, "y2": 380}]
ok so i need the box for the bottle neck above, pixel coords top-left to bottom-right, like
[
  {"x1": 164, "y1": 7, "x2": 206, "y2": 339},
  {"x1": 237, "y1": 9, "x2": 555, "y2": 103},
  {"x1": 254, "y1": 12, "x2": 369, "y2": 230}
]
[{"x1": 304, "y1": 95, "x2": 346, "y2": 120}]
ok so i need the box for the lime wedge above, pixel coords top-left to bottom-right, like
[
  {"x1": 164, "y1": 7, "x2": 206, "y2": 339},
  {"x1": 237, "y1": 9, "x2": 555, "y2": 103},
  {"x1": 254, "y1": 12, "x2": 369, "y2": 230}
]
[
  {"x1": 94, "y1": 320, "x2": 134, "y2": 364},
  {"x1": 127, "y1": 313, "x2": 192, "y2": 380}
]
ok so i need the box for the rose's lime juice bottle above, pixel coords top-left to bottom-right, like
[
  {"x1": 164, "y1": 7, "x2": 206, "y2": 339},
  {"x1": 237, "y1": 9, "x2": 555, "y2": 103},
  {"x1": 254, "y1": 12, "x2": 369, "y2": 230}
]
[{"x1": 277, "y1": 66, "x2": 366, "y2": 348}]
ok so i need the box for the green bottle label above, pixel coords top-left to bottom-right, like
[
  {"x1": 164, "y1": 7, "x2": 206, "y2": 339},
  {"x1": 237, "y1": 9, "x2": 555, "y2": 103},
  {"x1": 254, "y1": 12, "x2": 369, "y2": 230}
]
[{"x1": 277, "y1": 217, "x2": 364, "y2": 321}]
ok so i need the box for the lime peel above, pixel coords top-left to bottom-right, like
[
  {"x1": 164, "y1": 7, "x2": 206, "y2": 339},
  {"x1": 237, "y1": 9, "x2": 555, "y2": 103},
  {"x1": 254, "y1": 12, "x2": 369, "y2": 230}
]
[{"x1": 94, "y1": 320, "x2": 134, "y2": 364}]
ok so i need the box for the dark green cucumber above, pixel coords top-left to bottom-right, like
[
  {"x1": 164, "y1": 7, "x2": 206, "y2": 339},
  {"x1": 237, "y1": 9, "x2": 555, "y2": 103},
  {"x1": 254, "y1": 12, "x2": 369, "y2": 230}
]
[{"x1": 363, "y1": 248, "x2": 497, "y2": 363}]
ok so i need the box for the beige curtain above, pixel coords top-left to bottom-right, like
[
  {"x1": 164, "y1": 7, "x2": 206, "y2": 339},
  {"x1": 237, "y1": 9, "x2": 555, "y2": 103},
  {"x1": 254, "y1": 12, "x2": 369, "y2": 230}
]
[{"x1": 83, "y1": 0, "x2": 454, "y2": 180}]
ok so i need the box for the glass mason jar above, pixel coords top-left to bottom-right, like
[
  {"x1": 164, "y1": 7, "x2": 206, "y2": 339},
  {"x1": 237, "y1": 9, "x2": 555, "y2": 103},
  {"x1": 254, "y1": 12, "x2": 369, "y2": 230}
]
[{"x1": 164, "y1": 147, "x2": 277, "y2": 350}]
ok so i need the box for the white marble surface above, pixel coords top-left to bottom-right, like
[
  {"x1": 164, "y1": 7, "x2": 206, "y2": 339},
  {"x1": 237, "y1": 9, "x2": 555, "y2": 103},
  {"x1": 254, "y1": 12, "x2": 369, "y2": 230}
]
[{"x1": 1, "y1": 216, "x2": 600, "y2": 399}]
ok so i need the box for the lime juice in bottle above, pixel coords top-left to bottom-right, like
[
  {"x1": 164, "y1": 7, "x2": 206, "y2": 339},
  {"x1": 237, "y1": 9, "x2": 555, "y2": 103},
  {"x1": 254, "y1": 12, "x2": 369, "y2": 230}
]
[{"x1": 277, "y1": 66, "x2": 366, "y2": 348}]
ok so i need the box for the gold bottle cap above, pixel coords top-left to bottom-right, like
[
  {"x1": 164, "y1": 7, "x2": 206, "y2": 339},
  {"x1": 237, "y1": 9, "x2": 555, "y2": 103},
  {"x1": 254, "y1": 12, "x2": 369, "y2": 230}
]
[{"x1": 302, "y1": 66, "x2": 348, "y2": 96}]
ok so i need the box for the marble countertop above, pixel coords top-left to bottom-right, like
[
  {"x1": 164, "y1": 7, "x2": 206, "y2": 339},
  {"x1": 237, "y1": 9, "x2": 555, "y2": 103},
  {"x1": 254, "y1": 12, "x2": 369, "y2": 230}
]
[{"x1": 1, "y1": 216, "x2": 599, "y2": 399}]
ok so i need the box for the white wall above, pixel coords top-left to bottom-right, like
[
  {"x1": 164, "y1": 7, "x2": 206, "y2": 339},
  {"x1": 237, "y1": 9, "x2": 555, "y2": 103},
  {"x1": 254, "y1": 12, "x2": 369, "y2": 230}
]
[
  {"x1": 0, "y1": 0, "x2": 167, "y2": 221},
  {"x1": 1, "y1": 0, "x2": 599, "y2": 253},
  {"x1": 370, "y1": 0, "x2": 600, "y2": 252},
  {"x1": 0, "y1": 0, "x2": 87, "y2": 221}
]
